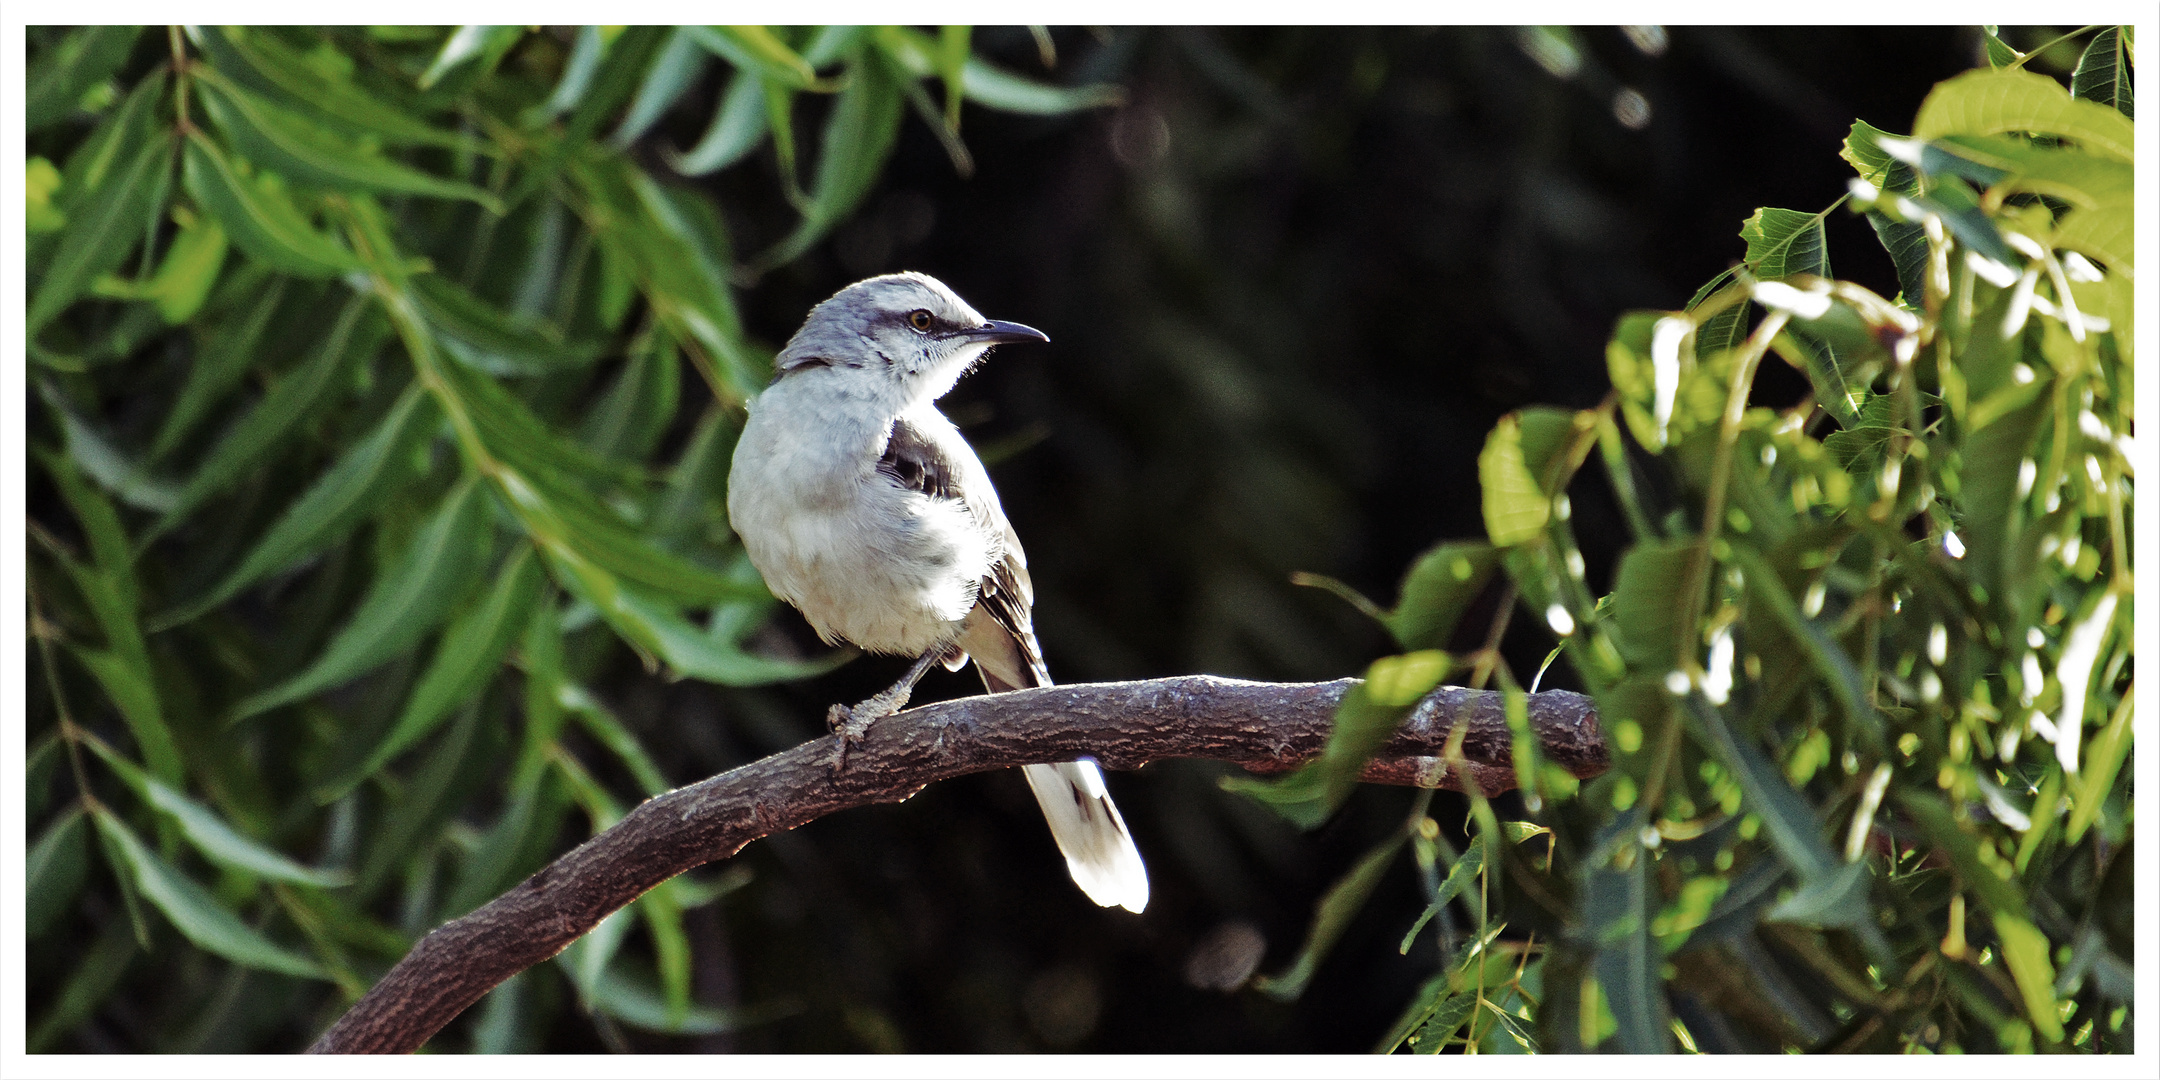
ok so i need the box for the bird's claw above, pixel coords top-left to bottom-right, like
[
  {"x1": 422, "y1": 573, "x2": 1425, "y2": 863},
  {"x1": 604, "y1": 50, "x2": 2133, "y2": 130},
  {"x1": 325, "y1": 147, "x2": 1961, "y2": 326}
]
[{"x1": 827, "y1": 703, "x2": 878, "y2": 774}]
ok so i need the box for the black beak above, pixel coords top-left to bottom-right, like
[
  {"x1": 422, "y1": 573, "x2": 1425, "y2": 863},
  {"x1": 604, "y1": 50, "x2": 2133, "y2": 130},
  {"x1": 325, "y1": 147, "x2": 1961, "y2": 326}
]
[{"x1": 963, "y1": 319, "x2": 1050, "y2": 345}]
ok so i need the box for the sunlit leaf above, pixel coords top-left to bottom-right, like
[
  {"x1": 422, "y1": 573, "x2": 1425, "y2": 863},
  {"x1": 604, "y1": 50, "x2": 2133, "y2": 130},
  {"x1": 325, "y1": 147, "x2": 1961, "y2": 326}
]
[
  {"x1": 1386, "y1": 541, "x2": 1500, "y2": 651},
  {"x1": 1913, "y1": 67, "x2": 2133, "y2": 162},
  {"x1": 2069, "y1": 27, "x2": 2133, "y2": 118}
]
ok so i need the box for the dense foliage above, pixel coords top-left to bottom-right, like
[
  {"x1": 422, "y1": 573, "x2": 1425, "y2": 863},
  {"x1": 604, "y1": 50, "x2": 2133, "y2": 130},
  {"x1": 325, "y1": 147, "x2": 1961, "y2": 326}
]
[{"x1": 25, "y1": 25, "x2": 2133, "y2": 1054}]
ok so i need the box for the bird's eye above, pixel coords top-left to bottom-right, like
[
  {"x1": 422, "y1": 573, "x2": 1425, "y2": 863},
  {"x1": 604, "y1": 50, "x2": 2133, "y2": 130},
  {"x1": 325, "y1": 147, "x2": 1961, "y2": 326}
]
[{"x1": 907, "y1": 310, "x2": 934, "y2": 332}]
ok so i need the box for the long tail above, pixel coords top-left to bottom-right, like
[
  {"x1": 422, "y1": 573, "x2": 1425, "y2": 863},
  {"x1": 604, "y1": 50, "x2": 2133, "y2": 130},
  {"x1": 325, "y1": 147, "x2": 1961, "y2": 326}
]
[{"x1": 956, "y1": 608, "x2": 1150, "y2": 913}]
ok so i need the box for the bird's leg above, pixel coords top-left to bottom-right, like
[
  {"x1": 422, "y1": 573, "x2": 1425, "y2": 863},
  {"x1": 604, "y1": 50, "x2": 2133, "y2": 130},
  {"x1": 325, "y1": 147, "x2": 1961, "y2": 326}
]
[{"x1": 829, "y1": 648, "x2": 944, "y2": 773}]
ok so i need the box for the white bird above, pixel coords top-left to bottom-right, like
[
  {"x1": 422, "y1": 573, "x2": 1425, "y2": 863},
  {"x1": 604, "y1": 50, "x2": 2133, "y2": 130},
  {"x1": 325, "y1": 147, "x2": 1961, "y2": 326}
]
[{"x1": 727, "y1": 272, "x2": 1150, "y2": 913}]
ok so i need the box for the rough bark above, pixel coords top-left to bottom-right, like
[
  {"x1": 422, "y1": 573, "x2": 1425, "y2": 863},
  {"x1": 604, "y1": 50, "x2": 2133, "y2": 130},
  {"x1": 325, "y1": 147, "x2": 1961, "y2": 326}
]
[{"x1": 307, "y1": 676, "x2": 1605, "y2": 1053}]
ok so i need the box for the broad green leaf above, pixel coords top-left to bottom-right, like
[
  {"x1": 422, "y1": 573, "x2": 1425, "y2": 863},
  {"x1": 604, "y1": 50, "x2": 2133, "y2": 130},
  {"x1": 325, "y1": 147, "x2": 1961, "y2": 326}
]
[
  {"x1": 89, "y1": 808, "x2": 329, "y2": 980},
  {"x1": 26, "y1": 25, "x2": 140, "y2": 130},
  {"x1": 1993, "y1": 913, "x2": 2064, "y2": 1041},
  {"x1": 318, "y1": 546, "x2": 541, "y2": 802},
  {"x1": 669, "y1": 68, "x2": 769, "y2": 176},
  {"x1": 1954, "y1": 381, "x2": 2048, "y2": 603},
  {"x1": 150, "y1": 269, "x2": 290, "y2": 459},
  {"x1": 2070, "y1": 27, "x2": 2132, "y2": 118},
  {"x1": 1608, "y1": 539, "x2": 1694, "y2": 671},
  {"x1": 1907, "y1": 173, "x2": 2019, "y2": 267},
  {"x1": 28, "y1": 809, "x2": 92, "y2": 939},
  {"x1": 1479, "y1": 412, "x2": 1550, "y2": 546},
  {"x1": 2053, "y1": 206, "x2": 2132, "y2": 275},
  {"x1": 181, "y1": 131, "x2": 361, "y2": 279},
  {"x1": 29, "y1": 131, "x2": 172, "y2": 333},
  {"x1": 758, "y1": 47, "x2": 904, "y2": 267},
  {"x1": 1252, "y1": 830, "x2": 1407, "y2": 1001},
  {"x1": 414, "y1": 273, "x2": 605, "y2": 373},
  {"x1": 232, "y1": 478, "x2": 490, "y2": 720},
  {"x1": 1841, "y1": 120, "x2": 1918, "y2": 193},
  {"x1": 188, "y1": 26, "x2": 480, "y2": 151},
  {"x1": 1739, "y1": 207, "x2": 1830, "y2": 280},
  {"x1": 82, "y1": 736, "x2": 349, "y2": 887},
  {"x1": 612, "y1": 29, "x2": 709, "y2": 149},
  {"x1": 152, "y1": 292, "x2": 380, "y2": 535},
  {"x1": 154, "y1": 385, "x2": 436, "y2": 628},
  {"x1": 194, "y1": 70, "x2": 502, "y2": 211},
  {"x1": 1386, "y1": 541, "x2": 1501, "y2": 651},
  {"x1": 686, "y1": 26, "x2": 834, "y2": 91},
  {"x1": 1912, "y1": 67, "x2": 2133, "y2": 163}
]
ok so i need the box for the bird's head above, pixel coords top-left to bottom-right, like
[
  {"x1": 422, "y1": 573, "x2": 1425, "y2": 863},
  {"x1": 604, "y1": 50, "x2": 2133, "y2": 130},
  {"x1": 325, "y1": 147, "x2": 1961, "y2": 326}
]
[{"x1": 773, "y1": 272, "x2": 1048, "y2": 404}]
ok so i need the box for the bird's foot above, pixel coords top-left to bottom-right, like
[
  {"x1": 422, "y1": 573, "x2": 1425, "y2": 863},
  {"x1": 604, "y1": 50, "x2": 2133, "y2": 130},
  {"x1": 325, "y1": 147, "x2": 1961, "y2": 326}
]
[{"x1": 827, "y1": 694, "x2": 901, "y2": 774}]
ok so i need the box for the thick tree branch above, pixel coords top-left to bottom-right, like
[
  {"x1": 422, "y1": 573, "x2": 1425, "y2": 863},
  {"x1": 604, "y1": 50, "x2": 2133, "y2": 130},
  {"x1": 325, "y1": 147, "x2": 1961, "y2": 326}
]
[{"x1": 308, "y1": 677, "x2": 1605, "y2": 1053}]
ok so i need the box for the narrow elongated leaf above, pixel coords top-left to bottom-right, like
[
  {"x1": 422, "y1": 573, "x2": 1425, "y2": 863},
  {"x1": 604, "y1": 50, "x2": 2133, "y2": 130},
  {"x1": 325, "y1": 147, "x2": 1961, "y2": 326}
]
[
  {"x1": 29, "y1": 131, "x2": 172, "y2": 333},
  {"x1": 155, "y1": 386, "x2": 436, "y2": 628},
  {"x1": 559, "y1": 684, "x2": 672, "y2": 796},
  {"x1": 875, "y1": 26, "x2": 1123, "y2": 114},
  {"x1": 83, "y1": 737, "x2": 350, "y2": 887},
  {"x1": 1252, "y1": 830, "x2": 1408, "y2": 1001},
  {"x1": 543, "y1": 546, "x2": 840, "y2": 686},
  {"x1": 151, "y1": 271, "x2": 291, "y2": 460},
  {"x1": 233, "y1": 479, "x2": 490, "y2": 720},
  {"x1": 41, "y1": 387, "x2": 180, "y2": 513},
  {"x1": 90, "y1": 808, "x2": 329, "y2": 980},
  {"x1": 188, "y1": 26, "x2": 479, "y2": 150},
  {"x1": 26, "y1": 25, "x2": 141, "y2": 130},
  {"x1": 539, "y1": 25, "x2": 611, "y2": 120},
  {"x1": 28, "y1": 809, "x2": 92, "y2": 939},
  {"x1": 1584, "y1": 813, "x2": 1670, "y2": 1054},
  {"x1": 2070, "y1": 27, "x2": 2132, "y2": 118},
  {"x1": 318, "y1": 547, "x2": 541, "y2": 801},
  {"x1": 153, "y1": 293, "x2": 379, "y2": 535},
  {"x1": 612, "y1": 29, "x2": 708, "y2": 148},
  {"x1": 1400, "y1": 840, "x2": 1485, "y2": 953},
  {"x1": 578, "y1": 333, "x2": 681, "y2": 461},
  {"x1": 1913, "y1": 67, "x2": 2133, "y2": 162},
  {"x1": 194, "y1": 70, "x2": 502, "y2": 211},
  {"x1": 413, "y1": 273, "x2": 605, "y2": 372},
  {"x1": 68, "y1": 647, "x2": 184, "y2": 785},
  {"x1": 59, "y1": 69, "x2": 168, "y2": 208},
  {"x1": 686, "y1": 26, "x2": 832, "y2": 91},
  {"x1": 1993, "y1": 913, "x2": 2064, "y2": 1041},
  {"x1": 669, "y1": 68, "x2": 769, "y2": 176},
  {"x1": 182, "y1": 131, "x2": 361, "y2": 279},
  {"x1": 757, "y1": 48, "x2": 904, "y2": 267}
]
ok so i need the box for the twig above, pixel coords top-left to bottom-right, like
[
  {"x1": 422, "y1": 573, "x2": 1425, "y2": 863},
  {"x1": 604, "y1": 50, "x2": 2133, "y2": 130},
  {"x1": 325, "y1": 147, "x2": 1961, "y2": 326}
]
[{"x1": 307, "y1": 676, "x2": 1605, "y2": 1054}]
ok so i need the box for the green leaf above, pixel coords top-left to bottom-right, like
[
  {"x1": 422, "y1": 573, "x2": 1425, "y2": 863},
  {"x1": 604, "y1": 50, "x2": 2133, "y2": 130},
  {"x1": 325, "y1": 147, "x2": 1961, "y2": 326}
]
[
  {"x1": 875, "y1": 26, "x2": 1124, "y2": 114},
  {"x1": 1913, "y1": 67, "x2": 2133, "y2": 162},
  {"x1": 586, "y1": 964, "x2": 757, "y2": 1035},
  {"x1": 1225, "y1": 652, "x2": 1447, "y2": 826},
  {"x1": 57, "y1": 68, "x2": 168, "y2": 209},
  {"x1": 757, "y1": 46, "x2": 904, "y2": 268},
  {"x1": 232, "y1": 478, "x2": 490, "y2": 720},
  {"x1": 29, "y1": 130, "x2": 172, "y2": 334},
  {"x1": 317, "y1": 546, "x2": 541, "y2": 801},
  {"x1": 1583, "y1": 812, "x2": 1670, "y2": 1054},
  {"x1": 612, "y1": 29, "x2": 709, "y2": 149},
  {"x1": 559, "y1": 684, "x2": 672, "y2": 796},
  {"x1": 537, "y1": 25, "x2": 611, "y2": 121},
  {"x1": 1679, "y1": 692, "x2": 1837, "y2": 882},
  {"x1": 579, "y1": 332, "x2": 681, "y2": 461},
  {"x1": 82, "y1": 737, "x2": 350, "y2": 887},
  {"x1": 1739, "y1": 207, "x2": 1830, "y2": 280},
  {"x1": 26, "y1": 25, "x2": 141, "y2": 130},
  {"x1": 2070, "y1": 27, "x2": 2133, "y2": 118},
  {"x1": 151, "y1": 292, "x2": 380, "y2": 535},
  {"x1": 193, "y1": 70, "x2": 502, "y2": 211},
  {"x1": 686, "y1": 26, "x2": 834, "y2": 91},
  {"x1": 28, "y1": 156, "x2": 67, "y2": 234},
  {"x1": 40, "y1": 386, "x2": 180, "y2": 513},
  {"x1": 543, "y1": 546, "x2": 844, "y2": 686},
  {"x1": 1252, "y1": 830, "x2": 1407, "y2": 1001},
  {"x1": 150, "y1": 270, "x2": 291, "y2": 460},
  {"x1": 652, "y1": 404, "x2": 740, "y2": 545},
  {"x1": 154, "y1": 384, "x2": 436, "y2": 628},
  {"x1": 135, "y1": 209, "x2": 230, "y2": 323},
  {"x1": 418, "y1": 25, "x2": 523, "y2": 92},
  {"x1": 182, "y1": 131, "x2": 362, "y2": 279},
  {"x1": 1608, "y1": 538, "x2": 1695, "y2": 671},
  {"x1": 413, "y1": 273, "x2": 605, "y2": 373},
  {"x1": 1479, "y1": 412, "x2": 1550, "y2": 546},
  {"x1": 1980, "y1": 26, "x2": 2023, "y2": 69},
  {"x1": 1386, "y1": 541, "x2": 1501, "y2": 651},
  {"x1": 1841, "y1": 120, "x2": 1918, "y2": 193},
  {"x1": 1399, "y1": 840, "x2": 1484, "y2": 953},
  {"x1": 1765, "y1": 860, "x2": 1872, "y2": 929},
  {"x1": 2065, "y1": 687, "x2": 2132, "y2": 845},
  {"x1": 669, "y1": 68, "x2": 769, "y2": 176},
  {"x1": 28, "y1": 809, "x2": 92, "y2": 939},
  {"x1": 188, "y1": 26, "x2": 480, "y2": 151},
  {"x1": 638, "y1": 886, "x2": 692, "y2": 1027},
  {"x1": 1731, "y1": 547, "x2": 1875, "y2": 740},
  {"x1": 1993, "y1": 913, "x2": 2064, "y2": 1041},
  {"x1": 89, "y1": 808, "x2": 329, "y2": 980}
]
